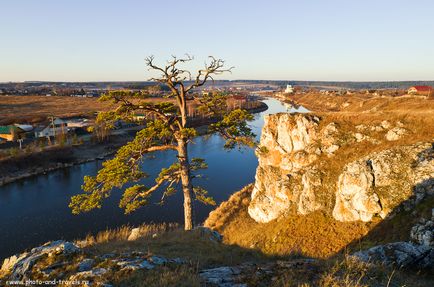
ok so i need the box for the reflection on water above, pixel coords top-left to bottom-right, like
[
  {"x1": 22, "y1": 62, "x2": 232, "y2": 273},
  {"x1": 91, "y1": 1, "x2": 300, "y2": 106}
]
[{"x1": 0, "y1": 98, "x2": 290, "y2": 259}]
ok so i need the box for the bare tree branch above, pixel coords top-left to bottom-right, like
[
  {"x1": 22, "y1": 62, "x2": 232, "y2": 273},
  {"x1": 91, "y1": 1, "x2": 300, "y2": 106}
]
[{"x1": 185, "y1": 56, "x2": 234, "y2": 93}]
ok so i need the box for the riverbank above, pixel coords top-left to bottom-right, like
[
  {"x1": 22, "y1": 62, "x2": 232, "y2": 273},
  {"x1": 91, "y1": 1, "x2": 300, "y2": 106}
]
[
  {"x1": 0, "y1": 102, "x2": 268, "y2": 187},
  {"x1": 0, "y1": 138, "x2": 126, "y2": 186}
]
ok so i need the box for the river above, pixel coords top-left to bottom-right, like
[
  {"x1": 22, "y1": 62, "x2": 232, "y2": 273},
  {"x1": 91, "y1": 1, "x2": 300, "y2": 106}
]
[{"x1": 0, "y1": 98, "x2": 306, "y2": 259}]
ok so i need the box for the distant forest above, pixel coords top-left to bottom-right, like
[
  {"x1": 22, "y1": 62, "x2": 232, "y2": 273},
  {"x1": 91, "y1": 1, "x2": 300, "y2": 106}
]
[
  {"x1": 236, "y1": 80, "x2": 434, "y2": 90},
  {"x1": 1, "y1": 80, "x2": 433, "y2": 90}
]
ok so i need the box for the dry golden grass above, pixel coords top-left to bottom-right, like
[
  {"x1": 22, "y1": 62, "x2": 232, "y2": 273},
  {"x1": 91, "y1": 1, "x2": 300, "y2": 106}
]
[
  {"x1": 0, "y1": 95, "x2": 114, "y2": 124},
  {"x1": 312, "y1": 255, "x2": 433, "y2": 287},
  {"x1": 82, "y1": 223, "x2": 267, "y2": 269},
  {"x1": 205, "y1": 186, "x2": 374, "y2": 259},
  {"x1": 113, "y1": 265, "x2": 201, "y2": 287},
  {"x1": 75, "y1": 223, "x2": 178, "y2": 248},
  {"x1": 205, "y1": 184, "x2": 253, "y2": 231},
  {"x1": 267, "y1": 256, "x2": 385, "y2": 287},
  {"x1": 0, "y1": 95, "x2": 183, "y2": 125},
  {"x1": 291, "y1": 92, "x2": 434, "y2": 114},
  {"x1": 0, "y1": 95, "x2": 261, "y2": 125}
]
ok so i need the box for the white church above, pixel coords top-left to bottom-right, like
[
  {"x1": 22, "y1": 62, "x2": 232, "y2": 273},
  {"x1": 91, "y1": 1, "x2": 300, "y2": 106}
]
[{"x1": 284, "y1": 84, "x2": 294, "y2": 94}]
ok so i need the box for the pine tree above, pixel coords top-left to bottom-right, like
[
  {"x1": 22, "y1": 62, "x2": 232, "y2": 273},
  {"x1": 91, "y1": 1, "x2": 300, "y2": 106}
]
[{"x1": 70, "y1": 55, "x2": 256, "y2": 230}]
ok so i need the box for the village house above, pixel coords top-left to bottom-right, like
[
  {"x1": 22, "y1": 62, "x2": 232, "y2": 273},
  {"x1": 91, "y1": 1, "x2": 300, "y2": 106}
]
[
  {"x1": 34, "y1": 118, "x2": 68, "y2": 138},
  {"x1": 0, "y1": 125, "x2": 24, "y2": 141},
  {"x1": 14, "y1": 124, "x2": 34, "y2": 133},
  {"x1": 407, "y1": 86, "x2": 433, "y2": 96}
]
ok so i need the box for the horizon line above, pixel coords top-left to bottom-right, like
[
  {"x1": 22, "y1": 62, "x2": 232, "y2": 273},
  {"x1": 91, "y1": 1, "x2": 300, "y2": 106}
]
[{"x1": 1, "y1": 79, "x2": 434, "y2": 84}]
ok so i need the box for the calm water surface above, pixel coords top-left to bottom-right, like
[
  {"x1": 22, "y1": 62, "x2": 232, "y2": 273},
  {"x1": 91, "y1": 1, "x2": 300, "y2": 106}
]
[{"x1": 0, "y1": 98, "x2": 303, "y2": 259}]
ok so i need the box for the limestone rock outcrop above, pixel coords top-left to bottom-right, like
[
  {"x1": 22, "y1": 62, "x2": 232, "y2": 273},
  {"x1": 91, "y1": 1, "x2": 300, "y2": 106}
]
[
  {"x1": 333, "y1": 143, "x2": 434, "y2": 222},
  {"x1": 353, "y1": 210, "x2": 434, "y2": 270},
  {"x1": 410, "y1": 209, "x2": 434, "y2": 247},
  {"x1": 353, "y1": 242, "x2": 433, "y2": 269},
  {"x1": 248, "y1": 113, "x2": 337, "y2": 222},
  {"x1": 1, "y1": 240, "x2": 80, "y2": 280},
  {"x1": 385, "y1": 127, "x2": 407, "y2": 141},
  {"x1": 248, "y1": 112, "x2": 434, "y2": 224},
  {"x1": 0, "y1": 239, "x2": 187, "y2": 284},
  {"x1": 332, "y1": 161, "x2": 381, "y2": 222}
]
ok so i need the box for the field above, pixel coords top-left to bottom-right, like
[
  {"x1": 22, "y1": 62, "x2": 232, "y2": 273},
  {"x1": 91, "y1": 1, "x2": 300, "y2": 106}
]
[
  {"x1": 0, "y1": 95, "x2": 191, "y2": 125},
  {"x1": 290, "y1": 92, "x2": 434, "y2": 114},
  {"x1": 0, "y1": 95, "x2": 262, "y2": 125},
  {"x1": 0, "y1": 95, "x2": 114, "y2": 125}
]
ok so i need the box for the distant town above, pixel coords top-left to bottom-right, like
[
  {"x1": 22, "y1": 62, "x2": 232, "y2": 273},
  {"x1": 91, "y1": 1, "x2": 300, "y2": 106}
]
[{"x1": 0, "y1": 82, "x2": 273, "y2": 166}]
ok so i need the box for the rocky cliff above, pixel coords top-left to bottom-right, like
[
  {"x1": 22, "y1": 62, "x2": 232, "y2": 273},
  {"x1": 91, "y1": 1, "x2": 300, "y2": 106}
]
[
  {"x1": 248, "y1": 113, "x2": 434, "y2": 224},
  {"x1": 248, "y1": 113, "x2": 336, "y2": 222}
]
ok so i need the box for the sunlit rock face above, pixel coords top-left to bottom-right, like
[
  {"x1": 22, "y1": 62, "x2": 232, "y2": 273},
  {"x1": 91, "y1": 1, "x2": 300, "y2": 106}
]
[
  {"x1": 248, "y1": 113, "x2": 329, "y2": 223},
  {"x1": 333, "y1": 161, "x2": 380, "y2": 222},
  {"x1": 248, "y1": 112, "x2": 434, "y2": 224},
  {"x1": 333, "y1": 142, "x2": 434, "y2": 222}
]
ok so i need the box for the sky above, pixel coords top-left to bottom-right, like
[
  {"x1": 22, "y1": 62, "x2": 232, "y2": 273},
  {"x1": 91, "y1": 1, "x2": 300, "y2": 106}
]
[{"x1": 0, "y1": 0, "x2": 433, "y2": 82}]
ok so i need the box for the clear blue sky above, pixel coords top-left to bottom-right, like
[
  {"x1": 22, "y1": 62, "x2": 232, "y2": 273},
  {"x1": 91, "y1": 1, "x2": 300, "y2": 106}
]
[{"x1": 1, "y1": 0, "x2": 433, "y2": 82}]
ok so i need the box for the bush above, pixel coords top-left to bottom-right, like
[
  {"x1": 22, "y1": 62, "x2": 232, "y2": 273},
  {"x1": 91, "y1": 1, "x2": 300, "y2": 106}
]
[{"x1": 8, "y1": 147, "x2": 20, "y2": 157}]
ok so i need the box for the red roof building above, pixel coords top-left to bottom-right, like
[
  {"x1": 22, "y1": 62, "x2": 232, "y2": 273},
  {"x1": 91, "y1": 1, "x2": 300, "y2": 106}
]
[{"x1": 408, "y1": 86, "x2": 433, "y2": 95}]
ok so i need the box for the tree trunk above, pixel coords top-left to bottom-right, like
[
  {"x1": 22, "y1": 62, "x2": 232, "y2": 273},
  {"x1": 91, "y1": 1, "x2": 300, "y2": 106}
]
[{"x1": 177, "y1": 137, "x2": 194, "y2": 230}]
